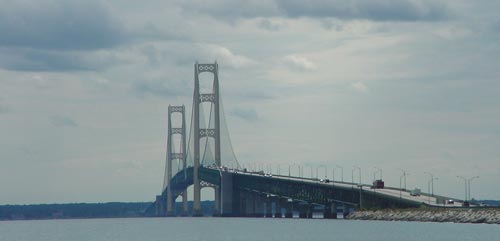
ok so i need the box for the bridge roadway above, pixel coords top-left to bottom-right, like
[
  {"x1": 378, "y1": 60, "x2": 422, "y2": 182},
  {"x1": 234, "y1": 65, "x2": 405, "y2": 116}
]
[
  {"x1": 230, "y1": 168, "x2": 464, "y2": 208},
  {"x1": 153, "y1": 166, "x2": 462, "y2": 217},
  {"x1": 258, "y1": 172, "x2": 464, "y2": 208}
]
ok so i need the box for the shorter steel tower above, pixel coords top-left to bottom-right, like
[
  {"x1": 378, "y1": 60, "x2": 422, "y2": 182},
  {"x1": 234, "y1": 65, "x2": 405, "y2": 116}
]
[{"x1": 166, "y1": 105, "x2": 187, "y2": 216}]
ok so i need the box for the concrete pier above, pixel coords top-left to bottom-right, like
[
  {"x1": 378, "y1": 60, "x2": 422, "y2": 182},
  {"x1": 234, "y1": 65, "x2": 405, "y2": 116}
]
[
  {"x1": 274, "y1": 199, "x2": 282, "y2": 218},
  {"x1": 213, "y1": 186, "x2": 220, "y2": 216},
  {"x1": 155, "y1": 195, "x2": 165, "y2": 217},
  {"x1": 245, "y1": 192, "x2": 255, "y2": 217},
  {"x1": 343, "y1": 204, "x2": 350, "y2": 218},
  {"x1": 298, "y1": 204, "x2": 307, "y2": 218},
  {"x1": 254, "y1": 193, "x2": 264, "y2": 217},
  {"x1": 285, "y1": 201, "x2": 293, "y2": 218},
  {"x1": 323, "y1": 202, "x2": 337, "y2": 219},
  {"x1": 307, "y1": 205, "x2": 314, "y2": 219},
  {"x1": 265, "y1": 198, "x2": 273, "y2": 217}
]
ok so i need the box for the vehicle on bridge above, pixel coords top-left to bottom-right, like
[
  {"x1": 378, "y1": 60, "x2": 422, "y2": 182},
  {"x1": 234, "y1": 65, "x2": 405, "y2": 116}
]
[
  {"x1": 372, "y1": 180, "x2": 384, "y2": 189},
  {"x1": 410, "y1": 188, "x2": 421, "y2": 196}
]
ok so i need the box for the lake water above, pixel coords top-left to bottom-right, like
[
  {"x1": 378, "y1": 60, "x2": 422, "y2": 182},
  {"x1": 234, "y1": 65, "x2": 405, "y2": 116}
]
[{"x1": 0, "y1": 217, "x2": 499, "y2": 241}]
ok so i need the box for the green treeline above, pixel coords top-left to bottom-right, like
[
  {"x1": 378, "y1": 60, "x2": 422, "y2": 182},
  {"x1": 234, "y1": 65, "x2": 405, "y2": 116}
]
[
  {"x1": 0, "y1": 201, "x2": 216, "y2": 220},
  {"x1": 0, "y1": 202, "x2": 151, "y2": 220}
]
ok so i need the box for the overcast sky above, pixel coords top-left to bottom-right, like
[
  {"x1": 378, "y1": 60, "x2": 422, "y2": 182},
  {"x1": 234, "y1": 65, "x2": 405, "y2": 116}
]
[{"x1": 1, "y1": 0, "x2": 499, "y2": 204}]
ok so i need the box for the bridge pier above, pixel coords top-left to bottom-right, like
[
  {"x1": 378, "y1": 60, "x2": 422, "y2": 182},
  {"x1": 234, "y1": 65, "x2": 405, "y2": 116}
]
[
  {"x1": 166, "y1": 195, "x2": 174, "y2": 216},
  {"x1": 307, "y1": 205, "x2": 314, "y2": 219},
  {"x1": 192, "y1": 183, "x2": 203, "y2": 216},
  {"x1": 323, "y1": 202, "x2": 337, "y2": 219},
  {"x1": 298, "y1": 203, "x2": 307, "y2": 218},
  {"x1": 220, "y1": 172, "x2": 234, "y2": 217},
  {"x1": 254, "y1": 193, "x2": 265, "y2": 217},
  {"x1": 323, "y1": 203, "x2": 331, "y2": 219},
  {"x1": 181, "y1": 190, "x2": 189, "y2": 216},
  {"x1": 155, "y1": 195, "x2": 166, "y2": 216},
  {"x1": 245, "y1": 192, "x2": 255, "y2": 217},
  {"x1": 213, "y1": 186, "x2": 220, "y2": 216},
  {"x1": 237, "y1": 191, "x2": 245, "y2": 217},
  {"x1": 274, "y1": 198, "x2": 282, "y2": 218},
  {"x1": 331, "y1": 203, "x2": 338, "y2": 219},
  {"x1": 166, "y1": 195, "x2": 175, "y2": 217},
  {"x1": 265, "y1": 197, "x2": 273, "y2": 218},
  {"x1": 284, "y1": 200, "x2": 293, "y2": 218},
  {"x1": 342, "y1": 204, "x2": 350, "y2": 218}
]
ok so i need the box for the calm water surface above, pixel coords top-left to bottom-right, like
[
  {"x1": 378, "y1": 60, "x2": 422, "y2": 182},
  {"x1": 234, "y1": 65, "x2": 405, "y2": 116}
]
[{"x1": 0, "y1": 217, "x2": 499, "y2": 241}]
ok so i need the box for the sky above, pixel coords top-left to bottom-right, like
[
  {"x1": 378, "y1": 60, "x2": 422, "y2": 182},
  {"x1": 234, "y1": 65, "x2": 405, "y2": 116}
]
[{"x1": 1, "y1": 0, "x2": 499, "y2": 204}]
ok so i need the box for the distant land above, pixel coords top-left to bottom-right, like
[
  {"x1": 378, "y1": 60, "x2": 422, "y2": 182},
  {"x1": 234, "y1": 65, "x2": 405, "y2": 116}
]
[
  {"x1": 1, "y1": 200, "x2": 498, "y2": 221},
  {"x1": 477, "y1": 200, "x2": 500, "y2": 207},
  {"x1": 0, "y1": 201, "x2": 216, "y2": 221}
]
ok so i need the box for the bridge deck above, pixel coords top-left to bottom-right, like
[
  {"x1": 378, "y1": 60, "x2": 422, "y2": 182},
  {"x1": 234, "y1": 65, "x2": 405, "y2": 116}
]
[{"x1": 225, "y1": 168, "x2": 464, "y2": 207}]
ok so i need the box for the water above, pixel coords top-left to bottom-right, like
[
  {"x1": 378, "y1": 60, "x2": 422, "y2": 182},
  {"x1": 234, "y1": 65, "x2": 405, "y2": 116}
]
[{"x1": 0, "y1": 218, "x2": 499, "y2": 241}]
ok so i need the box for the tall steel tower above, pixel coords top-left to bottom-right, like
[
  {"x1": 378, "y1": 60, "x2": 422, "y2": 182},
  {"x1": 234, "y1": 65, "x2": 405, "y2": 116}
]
[{"x1": 193, "y1": 62, "x2": 221, "y2": 216}]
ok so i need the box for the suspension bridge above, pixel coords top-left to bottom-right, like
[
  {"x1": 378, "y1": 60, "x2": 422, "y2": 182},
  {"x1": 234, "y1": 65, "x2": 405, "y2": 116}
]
[{"x1": 147, "y1": 62, "x2": 465, "y2": 218}]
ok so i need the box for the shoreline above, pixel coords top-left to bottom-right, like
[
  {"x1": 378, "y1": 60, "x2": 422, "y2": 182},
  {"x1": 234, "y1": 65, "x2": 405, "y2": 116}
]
[{"x1": 346, "y1": 208, "x2": 500, "y2": 224}]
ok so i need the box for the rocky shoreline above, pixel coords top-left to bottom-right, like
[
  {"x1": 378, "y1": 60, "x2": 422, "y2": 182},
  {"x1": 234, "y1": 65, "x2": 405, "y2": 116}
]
[{"x1": 346, "y1": 208, "x2": 500, "y2": 224}]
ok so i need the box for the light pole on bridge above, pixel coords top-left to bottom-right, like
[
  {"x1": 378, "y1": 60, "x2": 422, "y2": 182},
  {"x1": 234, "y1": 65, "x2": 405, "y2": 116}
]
[
  {"x1": 266, "y1": 163, "x2": 272, "y2": 174},
  {"x1": 336, "y1": 165, "x2": 344, "y2": 182},
  {"x1": 292, "y1": 163, "x2": 300, "y2": 177},
  {"x1": 457, "y1": 176, "x2": 467, "y2": 202},
  {"x1": 276, "y1": 163, "x2": 288, "y2": 176},
  {"x1": 306, "y1": 164, "x2": 313, "y2": 179},
  {"x1": 468, "y1": 176, "x2": 479, "y2": 201},
  {"x1": 280, "y1": 163, "x2": 286, "y2": 175},
  {"x1": 398, "y1": 169, "x2": 409, "y2": 199},
  {"x1": 398, "y1": 169, "x2": 409, "y2": 190},
  {"x1": 353, "y1": 166, "x2": 361, "y2": 185},
  {"x1": 425, "y1": 176, "x2": 438, "y2": 204},
  {"x1": 294, "y1": 163, "x2": 303, "y2": 178},
  {"x1": 353, "y1": 166, "x2": 362, "y2": 209},
  {"x1": 351, "y1": 169, "x2": 354, "y2": 186},
  {"x1": 317, "y1": 165, "x2": 327, "y2": 179},
  {"x1": 424, "y1": 172, "x2": 437, "y2": 196},
  {"x1": 457, "y1": 175, "x2": 480, "y2": 203},
  {"x1": 373, "y1": 166, "x2": 382, "y2": 181}
]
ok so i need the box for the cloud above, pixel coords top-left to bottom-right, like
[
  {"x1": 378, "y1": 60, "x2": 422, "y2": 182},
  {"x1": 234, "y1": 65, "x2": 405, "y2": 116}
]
[
  {"x1": 282, "y1": 54, "x2": 317, "y2": 71},
  {"x1": 275, "y1": 0, "x2": 449, "y2": 21},
  {"x1": 133, "y1": 78, "x2": 191, "y2": 99},
  {"x1": 351, "y1": 82, "x2": 369, "y2": 93},
  {"x1": 319, "y1": 18, "x2": 346, "y2": 31},
  {"x1": 257, "y1": 19, "x2": 283, "y2": 31},
  {"x1": 0, "y1": 0, "x2": 126, "y2": 51},
  {"x1": 0, "y1": 47, "x2": 122, "y2": 72},
  {"x1": 0, "y1": 106, "x2": 8, "y2": 114},
  {"x1": 229, "y1": 108, "x2": 259, "y2": 121},
  {"x1": 204, "y1": 45, "x2": 255, "y2": 69},
  {"x1": 134, "y1": 42, "x2": 255, "y2": 69},
  {"x1": 50, "y1": 115, "x2": 78, "y2": 127},
  {"x1": 0, "y1": 0, "x2": 132, "y2": 72},
  {"x1": 176, "y1": 0, "x2": 278, "y2": 21},
  {"x1": 177, "y1": 0, "x2": 449, "y2": 22},
  {"x1": 0, "y1": 97, "x2": 10, "y2": 114}
]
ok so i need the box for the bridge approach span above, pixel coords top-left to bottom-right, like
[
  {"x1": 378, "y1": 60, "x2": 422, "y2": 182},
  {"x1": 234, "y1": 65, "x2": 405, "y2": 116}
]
[{"x1": 152, "y1": 167, "x2": 422, "y2": 217}]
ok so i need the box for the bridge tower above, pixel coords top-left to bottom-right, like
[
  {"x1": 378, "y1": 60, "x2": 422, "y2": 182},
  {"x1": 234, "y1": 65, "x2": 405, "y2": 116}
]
[
  {"x1": 166, "y1": 105, "x2": 187, "y2": 216},
  {"x1": 193, "y1": 62, "x2": 221, "y2": 216}
]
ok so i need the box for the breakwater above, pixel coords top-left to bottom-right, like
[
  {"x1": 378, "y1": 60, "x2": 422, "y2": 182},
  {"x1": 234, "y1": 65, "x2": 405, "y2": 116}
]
[{"x1": 346, "y1": 208, "x2": 500, "y2": 224}]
